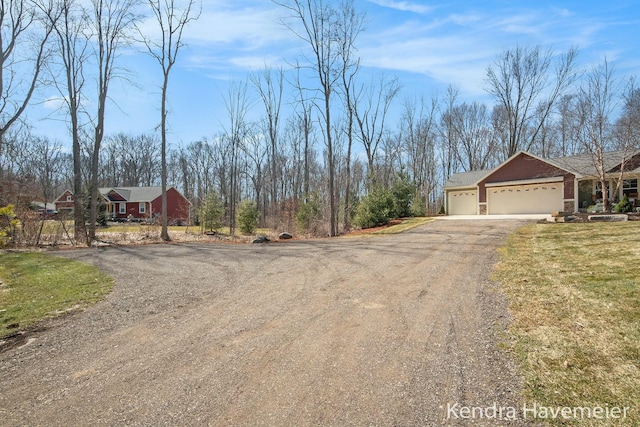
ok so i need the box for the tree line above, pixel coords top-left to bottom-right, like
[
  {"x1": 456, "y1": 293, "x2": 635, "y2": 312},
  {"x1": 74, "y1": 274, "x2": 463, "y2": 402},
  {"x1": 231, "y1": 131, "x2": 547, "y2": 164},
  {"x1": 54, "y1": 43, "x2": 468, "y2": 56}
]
[{"x1": 1, "y1": 0, "x2": 639, "y2": 244}]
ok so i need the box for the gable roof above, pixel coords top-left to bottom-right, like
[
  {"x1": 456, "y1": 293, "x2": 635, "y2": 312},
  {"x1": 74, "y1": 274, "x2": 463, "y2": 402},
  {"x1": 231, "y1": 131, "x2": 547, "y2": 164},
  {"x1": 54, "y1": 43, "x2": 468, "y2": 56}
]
[
  {"x1": 99, "y1": 187, "x2": 164, "y2": 202},
  {"x1": 53, "y1": 189, "x2": 73, "y2": 202},
  {"x1": 546, "y1": 150, "x2": 635, "y2": 176},
  {"x1": 444, "y1": 169, "x2": 493, "y2": 189}
]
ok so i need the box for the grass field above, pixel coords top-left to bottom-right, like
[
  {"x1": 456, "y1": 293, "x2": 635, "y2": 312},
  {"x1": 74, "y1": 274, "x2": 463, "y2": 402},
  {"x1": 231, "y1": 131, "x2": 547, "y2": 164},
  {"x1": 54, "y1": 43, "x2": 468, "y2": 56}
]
[
  {"x1": 493, "y1": 222, "x2": 639, "y2": 426},
  {"x1": 0, "y1": 252, "x2": 113, "y2": 338}
]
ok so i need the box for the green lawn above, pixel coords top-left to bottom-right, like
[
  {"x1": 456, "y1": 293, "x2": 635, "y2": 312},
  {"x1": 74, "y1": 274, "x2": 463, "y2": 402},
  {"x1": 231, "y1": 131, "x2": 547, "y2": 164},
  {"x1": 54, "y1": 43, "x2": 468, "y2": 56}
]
[
  {"x1": 493, "y1": 223, "x2": 640, "y2": 426},
  {"x1": 0, "y1": 252, "x2": 113, "y2": 338}
]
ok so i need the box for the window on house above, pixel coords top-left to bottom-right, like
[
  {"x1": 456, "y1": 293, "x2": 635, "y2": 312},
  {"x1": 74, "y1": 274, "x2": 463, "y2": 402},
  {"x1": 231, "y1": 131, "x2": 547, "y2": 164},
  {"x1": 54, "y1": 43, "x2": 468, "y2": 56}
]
[
  {"x1": 119, "y1": 203, "x2": 126, "y2": 214},
  {"x1": 623, "y1": 179, "x2": 638, "y2": 197},
  {"x1": 66, "y1": 195, "x2": 72, "y2": 202},
  {"x1": 595, "y1": 181, "x2": 612, "y2": 200},
  {"x1": 139, "y1": 202, "x2": 146, "y2": 214}
]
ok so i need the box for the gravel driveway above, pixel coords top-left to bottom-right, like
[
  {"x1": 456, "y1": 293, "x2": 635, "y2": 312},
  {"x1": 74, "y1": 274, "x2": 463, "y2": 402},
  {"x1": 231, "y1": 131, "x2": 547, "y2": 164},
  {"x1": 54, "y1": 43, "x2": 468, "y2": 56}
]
[{"x1": 1, "y1": 220, "x2": 534, "y2": 426}]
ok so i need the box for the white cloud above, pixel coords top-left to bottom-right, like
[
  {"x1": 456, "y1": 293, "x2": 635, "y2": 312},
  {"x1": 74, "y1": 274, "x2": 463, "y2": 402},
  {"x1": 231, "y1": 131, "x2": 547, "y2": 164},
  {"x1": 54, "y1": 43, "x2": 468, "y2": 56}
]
[
  {"x1": 360, "y1": 35, "x2": 493, "y2": 97},
  {"x1": 367, "y1": 0, "x2": 434, "y2": 14},
  {"x1": 136, "y1": 1, "x2": 297, "y2": 77},
  {"x1": 136, "y1": 2, "x2": 287, "y2": 53},
  {"x1": 357, "y1": 4, "x2": 614, "y2": 98},
  {"x1": 43, "y1": 96, "x2": 68, "y2": 111},
  {"x1": 553, "y1": 7, "x2": 574, "y2": 18},
  {"x1": 186, "y1": 7, "x2": 287, "y2": 47}
]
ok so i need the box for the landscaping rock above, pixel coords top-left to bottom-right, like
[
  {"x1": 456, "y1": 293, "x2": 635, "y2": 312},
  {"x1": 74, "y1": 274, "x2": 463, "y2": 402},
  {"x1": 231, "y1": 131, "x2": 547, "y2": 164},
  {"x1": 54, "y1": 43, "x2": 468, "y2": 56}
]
[
  {"x1": 556, "y1": 215, "x2": 579, "y2": 223},
  {"x1": 588, "y1": 214, "x2": 628, "y2": 222},
  {"x1": 278, "y1": 232, "x2": 293, "y2": 240},
  {"x1": 252, "y1": 235, "x2": 270, "y2": 244}
]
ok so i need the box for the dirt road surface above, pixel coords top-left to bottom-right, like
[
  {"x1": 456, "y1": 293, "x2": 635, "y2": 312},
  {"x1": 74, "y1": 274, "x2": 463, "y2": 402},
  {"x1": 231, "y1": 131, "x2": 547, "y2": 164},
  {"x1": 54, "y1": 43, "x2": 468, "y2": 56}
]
[{"x1": 1, "y1": 220, "x2": 534, "y2": 426}]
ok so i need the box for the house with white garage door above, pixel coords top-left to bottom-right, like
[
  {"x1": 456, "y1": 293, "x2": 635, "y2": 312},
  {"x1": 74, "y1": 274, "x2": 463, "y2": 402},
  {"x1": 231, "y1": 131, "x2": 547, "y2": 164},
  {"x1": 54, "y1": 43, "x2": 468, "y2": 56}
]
[{"x1": 444, "y1": 150, "x2": 640, "y2": 215}]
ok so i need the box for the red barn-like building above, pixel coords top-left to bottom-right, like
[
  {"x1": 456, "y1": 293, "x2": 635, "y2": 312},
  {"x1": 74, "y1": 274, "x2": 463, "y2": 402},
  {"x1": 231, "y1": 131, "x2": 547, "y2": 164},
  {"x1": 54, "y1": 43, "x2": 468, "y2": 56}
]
[{"x1": 54, "y1": 186, "x2": 191, "y2": 225}]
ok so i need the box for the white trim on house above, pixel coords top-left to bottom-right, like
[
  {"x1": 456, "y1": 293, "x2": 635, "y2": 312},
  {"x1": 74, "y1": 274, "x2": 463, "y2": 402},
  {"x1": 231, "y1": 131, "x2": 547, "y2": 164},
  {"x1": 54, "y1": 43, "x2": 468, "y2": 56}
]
[
  {"x1": 443, "y1": 185, "x2": 477, "y2": 191},
  {"x1": 139, "y1": 202, "x2": 146, "y2": 214},
  {"x1": 485, "y1": 176, "x2": 564, "y2": 187}
]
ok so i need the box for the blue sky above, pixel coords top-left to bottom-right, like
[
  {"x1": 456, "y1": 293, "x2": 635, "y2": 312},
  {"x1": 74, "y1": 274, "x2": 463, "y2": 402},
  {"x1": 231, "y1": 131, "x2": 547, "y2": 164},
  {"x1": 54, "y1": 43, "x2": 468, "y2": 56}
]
[{"x1": 31, "y1": 0, "x2": 640, "y2": 147}]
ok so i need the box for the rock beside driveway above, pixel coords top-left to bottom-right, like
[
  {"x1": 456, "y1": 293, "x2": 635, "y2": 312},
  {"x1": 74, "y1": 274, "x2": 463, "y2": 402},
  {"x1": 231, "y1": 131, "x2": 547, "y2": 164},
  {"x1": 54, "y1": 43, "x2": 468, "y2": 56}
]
[
  {"x1": 252, "y1": 235, "x2": 270, "y2": 243},
  {"x1": 278, "y1": 232, "x2": 293, "y2": 240}
]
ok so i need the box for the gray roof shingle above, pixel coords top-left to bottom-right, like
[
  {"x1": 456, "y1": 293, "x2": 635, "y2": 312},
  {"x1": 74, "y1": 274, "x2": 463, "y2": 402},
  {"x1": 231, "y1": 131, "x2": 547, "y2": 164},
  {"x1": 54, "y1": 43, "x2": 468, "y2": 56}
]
[
  {"x1": 443, "y1": 169, "x2": 493, "y2": 188},
  {"x1": 99, "y1": 187, "x2": 164, "y2": 202},
  {"x1": 546, "y1": 150, "x2": 632, "y2": 176}
]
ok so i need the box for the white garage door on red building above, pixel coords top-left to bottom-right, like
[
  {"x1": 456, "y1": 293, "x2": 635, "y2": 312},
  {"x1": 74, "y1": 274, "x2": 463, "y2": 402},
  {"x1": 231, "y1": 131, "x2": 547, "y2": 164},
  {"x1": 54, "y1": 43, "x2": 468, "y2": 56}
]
[
  {"x1": 487, "y1": 182, "x2": 563, "y2": 214},
  {"x1": 447, "y1": 190, "x2": 477, "y2": 215}
]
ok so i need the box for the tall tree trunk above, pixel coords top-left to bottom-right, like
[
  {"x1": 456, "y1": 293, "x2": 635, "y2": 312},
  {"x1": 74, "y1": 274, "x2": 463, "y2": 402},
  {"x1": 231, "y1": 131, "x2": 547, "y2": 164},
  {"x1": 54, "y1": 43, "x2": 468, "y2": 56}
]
[
  {"x1": 160, "y1": 72, "x2": 170, "y2": 241},
  {"x1": 343, "y1": 110, "x2": 353, "y2": 232},
  {"x1": 325, "y1": 92, "x2": 336, "y2": 237}
]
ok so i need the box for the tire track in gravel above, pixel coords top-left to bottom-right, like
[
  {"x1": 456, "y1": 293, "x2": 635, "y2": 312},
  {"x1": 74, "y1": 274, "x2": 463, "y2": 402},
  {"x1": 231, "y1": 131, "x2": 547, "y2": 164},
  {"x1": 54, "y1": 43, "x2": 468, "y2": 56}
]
[{"x1": 1, "y1": 219, "x2": 539, "y2": 426}]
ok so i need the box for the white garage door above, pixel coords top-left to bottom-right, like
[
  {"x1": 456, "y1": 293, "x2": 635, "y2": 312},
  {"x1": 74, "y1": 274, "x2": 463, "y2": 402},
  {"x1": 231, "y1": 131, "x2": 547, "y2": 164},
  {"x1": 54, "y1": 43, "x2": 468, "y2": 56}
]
[
  {"x1": 448, "y1": 190, "x2": 477, "y2": 215},
  {"x1": 488, "y1": 182, "x2": 563, "y2": 214}
]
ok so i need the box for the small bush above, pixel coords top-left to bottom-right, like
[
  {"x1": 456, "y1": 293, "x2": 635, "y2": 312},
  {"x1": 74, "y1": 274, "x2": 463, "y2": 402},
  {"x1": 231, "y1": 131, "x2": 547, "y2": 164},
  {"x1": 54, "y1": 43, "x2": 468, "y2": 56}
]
[
  {"x1": 296, "y1": 192, "x2": 323, "y2": 234},
  {"x1": 410, "y1": 195, "x2": 426, "y2": 217},
  {"x1": 353, "y1": 188, "x2": 394, "y2": 229},
  {"x1": 0, "y1": 205, "x2": 19, "y2": 246},
  {"x1": 613, "y1": 194, "x2": 633, "y2": 213},
  {"x1": 199, "y1": 191, "x2": 224, "y2": 232},
  {"x1": 237, "y1": 200, "x2": 259, "y2": 235},
  {"x1": 390, "y1": 172, "x2": 414, "y2": 218}
]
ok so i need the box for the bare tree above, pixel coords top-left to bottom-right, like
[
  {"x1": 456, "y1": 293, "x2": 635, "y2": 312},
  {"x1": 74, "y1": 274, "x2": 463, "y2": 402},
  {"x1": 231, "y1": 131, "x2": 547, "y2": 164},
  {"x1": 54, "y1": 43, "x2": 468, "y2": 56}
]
[
  {"x1": 222, "y1": 79, "x2": 253, "y2": 235},
  {"x1": 401, "y1": 95, "x2": 439, "y2": 210},
  {"x1": 354, "y1": 74, "x2": 400, "y2": 182},
  {"x1": 447, "y1": 101, "x2": 497, "y2": 171},
  {"x1": 438, "y1": 85, "x2": 460, "y2": 181},
  {"x1": 0, "y1": 127, "x2": 36, "y2": 205},
  {"x1": 85, "y1": 0, "x2": 140, "y2": 242},
  {"x1": 554, "y1": 94, "x2": 581, "y2": 157},
  {"x1": 241, "y1": 131, "x2": 267, "y2": 223},
  {"x1": 274, "y1": 0, "x2": 363, "y2": 236},
  {"x1": 45, "y1": 0, "x2": 89, "y2": 243},
  {"x1": 28, "y1": 135, "x2": 65, "y2": 206},
  {"x1": 336, "y1": 1, "x2": 364, "y2": 231},
  {"x1": 251, "y1": 66, "x2": 284, "y2": 226},
  {"x1": 0, "y1": 0, "x2": 55, "y2": 154},
  {"x1": 291, "y1": 66, "x2": 314, "y2": 203},
  {"x1": 27, "y1": 135, "x2": 65, "y2": 244},
  {"x1": 615, "y1": 81, "x2": 640, "y2": 152},
  {"x1": 574, "y1": 60, "x2": 628, "y2": 212},
  {"x1": 485, "y1": 45, "x2": 579, "y2": 157},
  {"x1": 45, "y1": 0, "x2": 138, "y2": 243},
  {"x1": 103, "y1": 133, "x2": 160, "y2": 186},
  {"x1": 140, "y1": 0, "x2": 200, "y2": 241}
]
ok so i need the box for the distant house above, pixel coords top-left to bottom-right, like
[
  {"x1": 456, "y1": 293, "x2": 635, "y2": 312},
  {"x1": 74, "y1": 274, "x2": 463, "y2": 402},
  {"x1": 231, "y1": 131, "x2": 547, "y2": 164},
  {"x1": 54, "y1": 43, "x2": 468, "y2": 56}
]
[
  {"x1": 443, "y1": 150, "x2": 640, "y2": 215},
  {"x1": 54, "y1": 186, "x2": 191, "y2": 225},
  {"x1": 53, "y1": 190, "x2": 75, "y2": 214}
]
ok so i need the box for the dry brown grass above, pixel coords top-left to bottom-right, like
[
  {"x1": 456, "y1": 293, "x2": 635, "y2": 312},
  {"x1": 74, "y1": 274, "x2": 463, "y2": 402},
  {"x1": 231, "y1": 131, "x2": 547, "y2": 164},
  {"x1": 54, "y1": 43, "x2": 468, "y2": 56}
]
[
  {"x1": 342, "y1": 217, "x2": 435, "y2": 238},
  {"x1": 494, "y1": 223, "x2": 640, "y2": 426}
]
